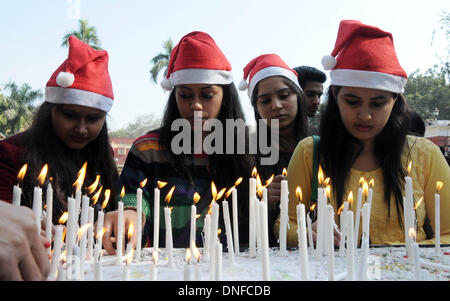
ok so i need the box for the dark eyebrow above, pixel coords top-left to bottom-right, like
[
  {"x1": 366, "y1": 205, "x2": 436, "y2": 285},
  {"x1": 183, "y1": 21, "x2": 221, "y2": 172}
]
[
  {"x1": 178, "y1": 85, "x2": 214, "y2": 90},
  {"x1": 257, "y1": 87, "x2": 290, "y2": 99},
  {"x1": 370, "y1": 94, "x2": 390, "y2": 101},
  {"x1": 343, "y1": 93, "x2": 361, "y2": 99}
]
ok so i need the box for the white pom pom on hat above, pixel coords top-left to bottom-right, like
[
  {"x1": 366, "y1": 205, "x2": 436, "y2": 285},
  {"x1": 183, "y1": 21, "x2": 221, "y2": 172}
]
[
  {"x1": 56, "y1": 71, "x2": 75, "y2": 88},
  {"x1": 160, "y1": 77, "x2": 173, "y2": 91},
  {"x1": 238, "y1": 78, "x2": 248, "y2": 91},
  {"x1": 321, "y1": 55, "x2": 337, "y2": 70}
]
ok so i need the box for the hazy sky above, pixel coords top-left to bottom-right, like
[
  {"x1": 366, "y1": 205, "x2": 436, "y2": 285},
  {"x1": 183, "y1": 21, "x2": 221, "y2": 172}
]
[{"x1": 1, "y1": 0, "x2": 449, "y2": 130}]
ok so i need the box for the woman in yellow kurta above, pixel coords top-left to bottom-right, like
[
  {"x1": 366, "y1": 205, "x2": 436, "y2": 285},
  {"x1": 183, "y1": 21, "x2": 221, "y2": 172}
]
[{"x1": 275, "y1": 20, "x2": 450, "y2": 246}]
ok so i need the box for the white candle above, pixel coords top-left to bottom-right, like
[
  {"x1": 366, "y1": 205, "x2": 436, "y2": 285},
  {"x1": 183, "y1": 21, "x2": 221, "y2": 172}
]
[
  {"x1": 346, "y1": 211, "x2": 355, "y2": 281},
  {"x1": 116, "y1": 201, "x2": 124, "y2": 264},
  {"x1": 232, "y1": 189, "x2": 240, "y2": 256},
  {"x1": 75, "y1": 190, "x2": 82, "y2": 222},
  {"x1": 404, "y1": 174, "x2": 415, "y2": 258},
  {"x1": 297, "y1": 204, "x2": 309, "y2": 280},
  {"x1": 255, "y1": 196, "x2": 262, "y2": 259},
  {"x1": 435, "y1": 192, "x2": 440, "y2": 255},
  {"x1": 203, "y1": 214, "x2": 211, "y2": 261},
  {"x1": 66, "y1": 197, "x2": 76, "y2": 259},
  {"x1": 32, "y1": 186, "x2": 43, "y2": 234},
  {"x1": 307, "y1": 212, "x2": 314, "y2": 252},
  {"x1": 190, "y1": 204, "x2": 197, "y2": 252},
  {"x1": 412, "y1": 241, "x2": 420, "y2": 280},
  {"x1": 153, "y1": 188, "x2": 160, "y2": 260},
  {"x1": 94, "y1": 244, "x2": 102, "y2": 281},
  {"x1": 136, "y1": 186, "x2": 143, "y2": 261},
  {"x1": 12, "y1": 185, "x2": 22, "y2": 206},
  {"x1": 122, "y1": 264, "x2": 130, "y2": 281},
  {"x1": 279, "y1": 179, "x2": 289, "y2": 252},
  {"x1": 87, "y1": 207, "x2": 94, "y2": 260},
  {"x1": 45, "y1": 183, "x2": 53, "y2": 251},
  {"x1": 56, "y1": 265, "x2": 66, "y2": 281},
  {"x1": 79, "y1": 195, "x2": 89, "y2": 276},
  {"x1": 316, "y1": 188, "x2": 325, "y2": 257},
  {"x1": 326, "y1": 205, "x2": 335, "y2": 281},
  {"x1": 354, "y1": 186, "x2": 363, "y2": 249},
  {"x1": 49, "y1": 225, "x2": 63, "y2": 279},
  {"x1": 357, "y1": 238, "x2": 370, "y2": 281},
  {"x1": 338, "y1": 202, "x2": 348, "y2": 257},
  {"x1": 164, "y1": 207, "x2": 174, "y2": 267},
  {"x1": 96, "y1": 211, "x2": 105, "y2": 250},
  {"x1": 209, "y1": 202, "x2": 219, "y2": 281},
  {"x1": 150, "y1": 260, "x2": 158, "y2": 281},
  {"x1": 184, "y1": 262, "x2": 194, "y2": 281},
  {"x1": 362, "y1": 203, "x2": 370, "y2": 243},
  {"x1": 215, "y1": 242, "x2": 223, "y2": 281},
  {"x1": 194, "y1": 262, "x2": 201, "y2": 281},
  {"x1": 259, "y1": 201, "x2": 270, "y2": 281},
  {"x1": 249, "y1": 177, "x2": 256, "y2": 257},
  {"x1": 222, "y1": 200, "x2": 235, "y2": 264}
]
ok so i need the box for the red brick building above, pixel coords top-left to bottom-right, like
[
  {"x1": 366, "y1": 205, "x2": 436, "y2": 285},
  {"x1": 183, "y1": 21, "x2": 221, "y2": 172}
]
[{"x1": 110, "y1": 137, "x2": 134, "y2": 173}]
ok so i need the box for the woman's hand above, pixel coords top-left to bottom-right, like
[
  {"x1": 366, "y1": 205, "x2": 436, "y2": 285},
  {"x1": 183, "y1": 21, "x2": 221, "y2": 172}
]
[
  {"x1": 101, "y1": 209, "x2": 138, "y2": 255},
  {"x1": 310, "y1": 220, "x2": 341, "y2": 248},
  {"x1": 266, "y1": 174, "x2": 285, "y2": 210}
]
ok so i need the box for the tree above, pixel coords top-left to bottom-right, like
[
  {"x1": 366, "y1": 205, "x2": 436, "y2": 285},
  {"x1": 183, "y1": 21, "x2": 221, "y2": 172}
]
[
  {"x1": 109, "y1": 113, "x2": 161, "y2": 138},
  {"x1": 149, "y1": 38, "x2": 173, "y2": 83},
  {"x1": 2, "y1": 81, "x2": 42, "y2": 135},
  {"x1": 61, "y1": 19, "x2": 102, "y2": 50}
]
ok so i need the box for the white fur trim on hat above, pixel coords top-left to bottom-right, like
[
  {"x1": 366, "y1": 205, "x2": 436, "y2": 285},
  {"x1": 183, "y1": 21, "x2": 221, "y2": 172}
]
[
  {"x1": 321, "y1": 55, "x2": 337, "y2": 70},
  {"x1": 247, "y1": 66, "x2": 301, "y2": 99},
  {"x1": 45, "y1": 86, "x2": 113, "y2": 112},
  {"x1": 56, "y1": 72, "x2": 75, "y2": 88},
  {"x1": 330, "y1": 69, "x2": 407, "y2": 93},
  {"x1": 170, "y1": 68, "x2": 233, "y2": 87},
  {"x1": 238, "y1": 78, "x2": 248, "y2": 91},
  {"x1": 161, "y1": 77, "x2": 173, "y2": 91}
]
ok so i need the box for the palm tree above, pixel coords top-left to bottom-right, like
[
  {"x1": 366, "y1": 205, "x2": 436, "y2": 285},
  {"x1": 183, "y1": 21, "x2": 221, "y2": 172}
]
[
  {"x1": 61, "y1": 19, "x2": 102, "y2": 50},
  {"x1": 150, "y1": 38, "x2": 173, "y2": 83},
  {"x1": 2, "y1": 81, "x2": 42, "y2": 134}
]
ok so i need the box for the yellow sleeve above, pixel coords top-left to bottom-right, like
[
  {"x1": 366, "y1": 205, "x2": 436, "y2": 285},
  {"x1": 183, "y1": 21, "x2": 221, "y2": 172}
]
[
  {"x1": 274, "y1": 137, "x2": 314, "y2": 247},
  {"x1": 420, "y1": 140, "x2": 450, "y2": 244}
]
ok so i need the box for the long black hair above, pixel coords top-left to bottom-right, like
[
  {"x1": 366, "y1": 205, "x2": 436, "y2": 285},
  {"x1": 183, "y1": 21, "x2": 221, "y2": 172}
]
[
  {"x1": 21, "y1": 102, "x2": 119, "y2": 223},
  {"x1": 250, "y1": 76, "x2": 308, "y2": 152},
  {"x1": 319, "y1": 86, "x2": 411, "y2": 228},
  {"x1": 158, "y1": 83, "x2": 255, "y2": 189}
]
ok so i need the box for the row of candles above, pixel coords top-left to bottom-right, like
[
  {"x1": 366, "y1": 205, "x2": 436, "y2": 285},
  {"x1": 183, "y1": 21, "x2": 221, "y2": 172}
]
[{"x1": 10, "y1": 159, "x2": 446, "y2": 281}]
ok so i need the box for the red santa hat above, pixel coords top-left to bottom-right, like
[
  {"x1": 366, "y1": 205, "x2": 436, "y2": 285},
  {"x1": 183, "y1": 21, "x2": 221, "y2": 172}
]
[
  {"x1": 45, "y1": 36, "x2": 114, "y2": 112},
  {"x1": 321, "y1": 20, "x2": 407, "y2": 93},
  {"x1": 161, "y1": 31, "x2": 233, "y2": 91},
  {"x1": 238, "y1": 54, "x2": 300, "y2": 99}
]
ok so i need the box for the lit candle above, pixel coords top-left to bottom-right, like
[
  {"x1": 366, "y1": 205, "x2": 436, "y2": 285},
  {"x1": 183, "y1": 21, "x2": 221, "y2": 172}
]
[
  {"x1": 346, "y1": 210, "x2": 355, "y2": 281},
  {"x1": 249, "y1": 168, "x2": 257, "y2": 257},
  {"x1": 33, "y1": 164, "x2": 47, "y2": 235},
  {"x1": 232, "y1": 187, "x2": 240, "y2": 256},
  {"x1": 361, "y1": 203, "x2": 370, "y2": 243},
  {"x1": 279, "y1": 169, "x2": 289, "y2": 253},
  {"x1": 209, "y1": 202, "x2": 219, "y2": 281},
  {"x1": 116, "y1": 198, "x2": 124, "y2": 264},
  {"x1": 136, "y1": 178, "x2": 147, "y2": 262},
  {"x1": 153, "y1": 184, "x2": 161, "y2": 261},
  {"x1": 150, "y1": 253, "x2": 158, "y2": 281},
  {"x1": 354, "y1": 177, "x2": 364, "y2": 249},
  {"x1": 259, "y1": 201, "x2": 270, "y2": 281},
  {"x1": 184, "y1": 248, "x2": 194, "y2": 281},
  {"x1": 367, "y1": 179, "x2": 374, "y2": 214},
  {"x1": 338, "y1": 197, "x2": 349, "y2": 257},
  {"x1": 79, "y1": 194, "x2": 90, "y2": 277},
  {"x1": 45, "y1": 180, "x2": 53, "y2": 251},
  {"x1": 66, "y1": 196, "x2": 76, "y2": 259},
  {"x1": 357, "y1": 237, "x2": 369, "y2": 281},
  {"x1": 435, "y1": 181, "x2": 443, "y2": 256},
  {"x1": 122, "y1": 248, "x2": 134, "y2": 281},
  {"x1": 326, "y1": 205, "x2": 335, "y2": 281},
  {"x1": 192, "y1": 245, "x2": 201, "y2": 281},
  {"x1": 74, "y1": 162, "x2": 87, "y2": 222},
  {"x1": 12, "y1": 164, "x2": 27, "y2": 206},
  {"x1": 50, "y1": 224, "x2": 63, "y2": 279},
  {"x1": 203, "y1": 213, "x2": 211, "y2": 261},
  {"x1": 93, "y1": 244, "x2": 102, "y2": 281},
  {"x1": 86, "y1": 207, "x2": 94, "y2": 261},
  {"x1": 296, "y1": 195, "x2": 309, "y2": 281},
  {"x1": 316, "y1": 166, "x2": 326, "y2": 257},
  {"x1": 307, "y1": 204, "x2": 315, "y2": 253},
  {"x1": 409, "y1": 228, "x2": 421, "y2": 280},
  {"x1": 215, "y1": 242, "x2": 223, "y2": 281},
  {"x1": 222, "y1": 199, "x2": 235, "y2": 264},
  {"x1": 164, "y1": 206, "x2": 174, "y2": 267},
  {"x1": 190, "y1": 192, "x2": 200, "y2": 252},
  {"x1": 404, "y1": 162, "x2": 415, "y2": 259}
]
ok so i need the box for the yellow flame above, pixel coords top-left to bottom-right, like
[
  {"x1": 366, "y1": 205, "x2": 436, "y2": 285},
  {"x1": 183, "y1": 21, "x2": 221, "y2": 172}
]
[
  {"x1": 264, "y1": 174, "x2": 275, "y2": 187},
  {"x1": 407, "y1": 161, "x2": 412, "y2": 175},
  {"x1": 59, "y1": 212, "x2": 68, "y2": 224},
  {"x1": 359, "y1": 177, "x2": 365, "y2": 188},
  {"x1": 234, "y1": 177, "x2": 243, "y2": 187},
  {"x1": 139, "y1": 178, "x2": 148, "y2": 188},
  {"x1": 87, "y1": 175, "x2": 100, "y2": 194},
  {"x1": 282, "y1": 168, "x2": 287, "y2": 177},
  {"x1": 192, "y1": 244, "x2": 201, "y2": 262},
  {"x1": 193, "y1": 192, "x2": 201, "y2": 204},
  {"x1": 225, "y1": 187, "x2": 234, "y2": 199},
  {"x1": 323, "y1": 177, "x2": 330, "y2": 188},
  {"x1": 347, "y1": 191, "x2": 354, "y2": 206},
  {"x1": 251, "y1": 167, "x2": 258, "y2": 178},
  {"x1": 73, "y1": 162, "x2": 87, "y2": 193},
  {"x1": 296, "y1": 186, "x2": 302, "y2": 202},
  {"x1": 408, "y1": 227, "x2": 416, "y2": 240},
  {"x1": 165, "y1": 185, "x2": 175, "y2": 203},
  {"x1": 91, "y1": 186, "x2": 103, "y2": 206},
  {"x1": 369, "y1": 179, "x2": 375, "y2": 188},
  {"x1": 169, "y1": 206, "x2": 174, "y2": 213},
  {"x1": 337, "y1": 203, "x2": 345, "y2": 216},
  {"x1": 186, "y1": 248, "x2": 191, "y2": 263},
  {"x1": 96, "y1": 227, "x2": 106, "y2": 240},
  {"x1": 37, "y1": 164, "x2": 48, "y2": 186},
  {"x1": 77, "y1": 223, "x2": 92, "y2": 242},
  {"x1": 310, "y1": 203, "x2": 316, "y2": 212},
  {"x1": 217, "y1": 228, "x2": 222, "y2": 236},
  {"x1": 102, "y1": 189, "x2": 111, "y2": 209},
  {"x1": 127, "y1": 222, "x2": 134, "y2": 241},
  {"x1": 256, "y1": 174, "x2": 262, "y2": 190},
  {"x1": 362, "y1": 181, "x2": 369, "y2": 200},
  {"x1": 216, "y1": 188, "x2": 226, "y2": 201},
  {"x1": 120, "y1": 186, "x2": 125, "y2": 199},
  {"x1": 211, "y1": 182, "x2": 217, "y2": 201},
  {"x1": 17, "y1": 164, "x2": 28, "y2": 182},
  {"x1": 196, "y1": 214, "x2": 201, "y2": 219},
  {"x1": 318, "y1": 165, "x2": 324, "y2": 185},
  {"x1": 436, "y1": 181, "x2": 443, "y2": 193},
  {"x1": 325, "y1": 185, "x2": 331, "y2": 200},
  {"x1": 157, "y1": 180, "x2": 167, "y2": 189},
  {"x1": 414, "y1": 196, "x2": 423, "y2": 210}
]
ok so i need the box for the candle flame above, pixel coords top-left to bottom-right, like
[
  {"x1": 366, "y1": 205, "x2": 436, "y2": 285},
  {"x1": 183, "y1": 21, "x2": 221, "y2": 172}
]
[
  {"x1": 152, "y1": 252, "x2": 158, "y2": 264},
  {"x1": 234, "y1": 177, "x2": 243, "y2": 187},
  {"x1": 87, "y1": 175, "x2": 100, "y2": 194},
  {"x1": 37, "y1": 164, "x2": 48, "y2": 186},
  {"x1": 282, "y1": 168, "x2": 287, "y2": 177},
  {"x1": 127, "y1": 222, "x2": 134, "y2": 241},
  {"x1": 408, "y1": 227, "x2": 416, "y2": 241},
  {"x1": 369, "y1": 179, "x2": 375, "y2": 188},
  {"x1": 91, "y1": 186, "x2": 103, "y2": 206},
  {"x1": 225, "y1": 187, "x2": 234, "y2": 199},
  {"x1": 310, "y1": 203, "x2": 316, "y2": 212},
  {"x1": 325, "y1": 185, "x2": 331, "y2": 200},
  {"x1": 169, "y1": 206, "x2": 174, "y2": 213},
  {"x1": 414, "y1": 196, "x2": 423, "y2": 210},
  {"x1": 193, "y1": 192, "x2": 200, "y2": 204},
  {"x1": 157, "y1": 180, "x2": 168, "y2": 189},
  {"x1": 251, "y1": 167, "x2": 258, "y2": 178},
  {"x1": 185, "y1": 248, "x2": 191, "y2": 263},
  {"x1": 211, "y1": 182, "x2": 217, "y2": 201},
  {"x1": 96, "y1": 227, "x2": 106, "y2": 240},
  {"x1": 256, "y1": 186, "x2": 264, "y2": 199},
  {"x1": 407, "y1": 161, "x2": 412, "y2": 175},
  {"x1": 359, "y1": 177, "x2": 365, "y2": 188},
  {"x1": 102, "y1": 189, "x2": 111, "y2": 209},
  {"x1": 323, "y1": 177, "x2": 330, "y2": 188},
  {"x1": 256, "y1": 174, "x2": 262, "y2": 190},
  {"x1": 17, "y1": 164, "x2": 27, "y2": 183},
  {"x1": 436, "y1": 181, "x2": 443, "y2": 193},
  {"x1": 318, "y1": 165, "x2": 324, "y2": 185},
  {"x1": 77, "y1": 223, "x2": 92, "y2": 242},
  {"x1": 347, "y1": 191, "x2": 354, "y2": 205},
  {"x1": 120, "y1": 186, "x2": 125, "y2": 199},
  {"x1": 217, "y1": 228, "x2": 222, "y2": 236},
  {"x1": 73, "y1": 162, "x2": 87, "y2": 193},
  {"x1": 196, "y1": 214, "x2": 201, "y2": 219},
  {"x1": 58, "y1": 212, "x2": 68, "y2": 224},
  {"x1": 216, "y1": 188, "x2": 226, "y2": 201},
  {"x1": 296, "y1": 186, "x2": 302, "y2": 202},
  {"x1": 264, "y1": 174, "x2": 274, "y2": 187},
  {"x1": 337, "y1": 203, "x2": 345, "y2": 216},
  {"x1": 362, "y1": 181, "x2": 369, "y2": 200},
  {"x1": 192, "y1": 244, "x2": 201, "y2": 262},
  {"x1": 139, "y1": 178, "x2": 148, "y2": 188},
  {"x1": 165, "y1": 185, "x2": 175, "y2": 203}
]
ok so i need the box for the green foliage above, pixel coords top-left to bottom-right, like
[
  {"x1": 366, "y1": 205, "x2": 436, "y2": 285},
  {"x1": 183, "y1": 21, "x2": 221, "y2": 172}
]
[
  {"x1": 109, "y1": 113, "x2": 161, "y2": 138},
  {"x1": 149, "y1": 38, "x2": 173, "y2": 83},
  {"x1": 61, "y1": 19, "x2": 102, "y2": 50}
]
